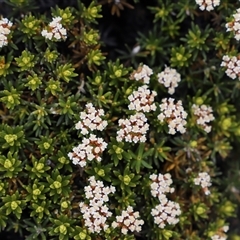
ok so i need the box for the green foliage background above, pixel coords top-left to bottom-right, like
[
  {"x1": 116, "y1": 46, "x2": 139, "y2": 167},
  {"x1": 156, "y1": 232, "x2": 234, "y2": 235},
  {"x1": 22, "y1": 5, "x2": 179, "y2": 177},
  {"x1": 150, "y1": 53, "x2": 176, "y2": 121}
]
[{"x1": 0, "y1": 0, "x2": 240, "y2": 239}]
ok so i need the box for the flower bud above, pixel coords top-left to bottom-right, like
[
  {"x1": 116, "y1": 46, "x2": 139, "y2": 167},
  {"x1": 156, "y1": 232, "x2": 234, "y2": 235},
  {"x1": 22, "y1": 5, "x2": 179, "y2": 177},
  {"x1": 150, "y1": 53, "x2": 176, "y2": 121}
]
[
  {"x1": 195, "y1": 97, "x2": 204, "y2": 105},
  {"x1": 219, "y1": 201, "x2": 235, "y2": 216},
  {"x1": 162, "y1": 229, "x2": 173, "y2": 239}
]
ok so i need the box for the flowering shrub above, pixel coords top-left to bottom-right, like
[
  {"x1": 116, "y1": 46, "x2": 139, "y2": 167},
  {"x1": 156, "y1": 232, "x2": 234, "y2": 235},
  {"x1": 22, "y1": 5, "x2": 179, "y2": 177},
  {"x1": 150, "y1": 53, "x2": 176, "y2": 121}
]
[{"x1": 0, "y1": 0, "x2": 240, "y2": 240}]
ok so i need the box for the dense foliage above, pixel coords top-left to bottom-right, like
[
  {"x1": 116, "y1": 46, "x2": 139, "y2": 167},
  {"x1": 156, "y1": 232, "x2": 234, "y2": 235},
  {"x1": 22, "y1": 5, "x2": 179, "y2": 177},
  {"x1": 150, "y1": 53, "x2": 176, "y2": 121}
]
[{"x1": 0, "y1": 0, "x2": 240, "y2": 239}]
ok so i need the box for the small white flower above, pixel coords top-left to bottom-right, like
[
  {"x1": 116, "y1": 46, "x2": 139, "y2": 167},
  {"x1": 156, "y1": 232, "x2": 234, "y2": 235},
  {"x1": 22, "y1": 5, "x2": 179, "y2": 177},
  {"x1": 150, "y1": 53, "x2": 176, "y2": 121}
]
[
  {"x1": 211, "y1": 234, "x2": 227, "y2": 240},
  {"x1": 222, "y1": 225, "x2": 229, "y2": 232},
  {"x1": 195, "y1": 0, "x2": 220, "y2": 11},
  {"x1": 51, "y1": 16, "x2": 62, "y2": 25}
]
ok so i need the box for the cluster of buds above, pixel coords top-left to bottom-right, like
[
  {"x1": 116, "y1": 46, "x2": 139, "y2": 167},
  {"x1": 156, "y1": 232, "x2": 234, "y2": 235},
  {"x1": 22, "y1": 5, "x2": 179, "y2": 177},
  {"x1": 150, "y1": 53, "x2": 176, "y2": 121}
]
[
  {"x1": 158, "y1": 98, "x2": 187, "y2": 135},
  {"x1": 192, "y1": 104, "x2": 215, "y2": 133},
  {"x1": 79, "y1": 176, "x2": 116, "y2": 233},
  {"x1": 130, "y1": 64, "x2": 153, "y2": 84},
  {"x1": 225, "y1": 8, "x2": 240, "y2": 41},
  {"x1": 149, "y1": 173, "x2": 181, "y2": 228},
  {"x1": 220, "y1": 55, "x2": 240, "y2": 80},
  {"x1": 75, "y1": 103, "x2": 108, "y2": 135},
  {"x1": 157, "y1": 67, "x2": 181, "y2": 95},
  {"x1": 41, "y1": 16, "x2": 67, "y2": 41},
  {"x1": 195, "y1": 0, "x2": 220, "y2": 11},
  {"x1": 193, "y1": 172, "x2": 212, "y2": 195},
  {"x1": 0, "y1": 18, "x2": 13, "y2": 48},
  {"x1": 68, "y1": 134, "x2": 107, "y2": 167},
  {"x1": 116, "y1": 112, "x2": 149, "y2": 143},
  {"x1": 112, "y1": 206, "x2": 144, "y2": 235},
  {"x1": 128, "y1": 85, "x2": 157, "y2": 112}
]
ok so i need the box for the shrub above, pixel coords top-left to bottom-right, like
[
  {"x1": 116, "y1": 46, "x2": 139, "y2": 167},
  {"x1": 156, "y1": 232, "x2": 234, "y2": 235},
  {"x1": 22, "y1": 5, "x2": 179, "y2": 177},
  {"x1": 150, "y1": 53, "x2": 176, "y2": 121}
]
[{"x1": 0, "y1": 0, "x2": 240, "y2": 239}]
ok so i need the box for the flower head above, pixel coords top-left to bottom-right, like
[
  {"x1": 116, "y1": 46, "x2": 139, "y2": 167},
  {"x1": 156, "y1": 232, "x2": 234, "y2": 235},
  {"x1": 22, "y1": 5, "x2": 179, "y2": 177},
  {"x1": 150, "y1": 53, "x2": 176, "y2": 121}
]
[
  {"x1": 226, "y1": 8, "x2": 240, "y2": 41},
  {"x1": 221, "y1": 55, "x2": 240, "y2": 80},
  {"x1": 157, "y1": 67, "x2": 181, "y2": 94},
  {"x1": 116, "y1": 112, "x2": 149, "y2": 143},
  {"x1": 192, "y1": 104, "x2": 215, "y2": 133},
  {"x1": 112, "y1": 206, "x2": 144, "y2": 235},
  {"x1": 150, "y1": 173, "x2": 175, "y2": 201},
  {"x1": 130, "y1": 64, "x2": 153, "y2": 84},
  {"x1": 128, "y1": 85, "x2": 157, "y2": 112},
  {"x1": 84, "y1": 176, "x2": 116, "y2": 202},
  {"x1": 41, "y1": 16, "x2": 67, "y2": 41},
  {"x1": 151, "y1": 200, "x2": 181, "y2": 228},
  {"x1": 75, "y1": 103, "x2": 108, "y2": 135},
  {"x1": 0, "y1": 18, "x2": 13, "y2": 48},
  {"x1": 193, "y1": 172, "x2": 212, "y2": 195},
  {"x1": 79, "y1": 176, "x2": 115, "y2": 233},
  {"x1": 68, "y1": 134, "x2": 107, "y2": 167},
  {"x1": 158, "y1": 98, "x2": 187, "y2": 135}
]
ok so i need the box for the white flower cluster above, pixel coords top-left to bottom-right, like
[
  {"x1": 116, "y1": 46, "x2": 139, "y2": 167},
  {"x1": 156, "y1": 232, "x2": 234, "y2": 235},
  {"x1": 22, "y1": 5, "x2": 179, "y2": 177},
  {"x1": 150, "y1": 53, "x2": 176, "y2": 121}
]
[
  {"x1": 192, "y1": 104, "x2": 215, "y2": 133},
  {"x1": 220, "y1": 55, "x2": 240, "y2": 80},
  {"x1": 112, "y1": 206, "x2": 144, "y2": 235},
  {"x1": 211, "y1": 225, "x2": 229, "y2": 240},
  {"x1": 157, "y1": 67, "x2": 181, "y2": 95},
  {"x1": 68, "y1": 134, "x2": 107, "y2": 167},
  {"x1": 41, "y1": 16, "x2": 67, "y2": 41},
  {"x1": 193, "y1": 172, "x2": 212, "y2": 195},
  {"x1": 158, "y1": 98, "x2": 187, "y2": 135},
  {"x1": 226, "y1": 8, "x2": 240, "y2": 41},
  {"x1": 0, "y1": 18, "x2": 13, "y2": 48},
  {"x1": 79, "y1": 176, "x2": 116, "y2": 233},
  {"x1": 75, "y1": 103, "x2": 108, "y2": 135},
  {"x1": 68, "y1": 103, "x2": 108, "y2": 167},
  {"x1": 116, "y1": 112, "x2": 149, "y2": 143},
  {"x1": 128, "y1": 85, "x2": 157, "y2": 112},
  {"x1": 151, "y1": 199, "x2": 181, "y2": 229},
  {"x1": 150, "y1": 173, "x2": 175, "y2": 201},
  {"x1": 130, "y1": 64, "x2": 153, "y2": 84},
  {"x1": 150, "y1": 173, "x2": 181, "y2": 229},
  {"x1": 195, "y1": 0, "x2": 220, "y2": 11}
]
